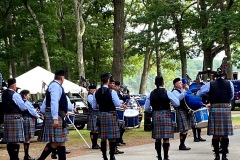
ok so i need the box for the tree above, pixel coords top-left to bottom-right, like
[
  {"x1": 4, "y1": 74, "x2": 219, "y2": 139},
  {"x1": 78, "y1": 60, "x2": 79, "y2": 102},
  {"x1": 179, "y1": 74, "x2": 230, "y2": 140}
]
[
  {"x1": 112, "y1": 0, "x2": 125, "y2": 82},
  {"x1": 23, "y1": 0, "x2": 51, "y2": 71}
]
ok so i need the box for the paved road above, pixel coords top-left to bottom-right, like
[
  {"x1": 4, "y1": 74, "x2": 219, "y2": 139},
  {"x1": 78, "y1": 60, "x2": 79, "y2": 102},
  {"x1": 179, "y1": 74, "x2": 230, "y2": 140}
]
[{"x1": 69, "y1": 129, "x2": 240, "y2": 160}]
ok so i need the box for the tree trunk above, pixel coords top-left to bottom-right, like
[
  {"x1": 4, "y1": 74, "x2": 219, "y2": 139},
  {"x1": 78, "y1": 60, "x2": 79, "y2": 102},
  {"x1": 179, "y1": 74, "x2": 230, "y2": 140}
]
[
  {"x1": 112, "y1": 0, "x2": 125, "y2": 82},
  {"x1": 5, "y1": 5, "x2": 16, "y2": 78},
  {"x1": 73, "y1": 0, "x2": 86, "y2": 86},
  {"x1": 172, "y1": 14, "x2": 187, "y2": 78},
  {"x1": 223, "y1": 28, "x2": 232, "y2": 80},
  {"x1": 219, "y1": 0, "x2": 233, "y2": 80},
  {"x1": 139, "y1": 24, "x2": 153, "y2": 94},
  {"x1": 154, "y1": 21, "x2": 162, "y2": 77},
  {"x1": 23, "y1": 0, "x2": 51, "y2": 71},
  {"x1": 139, "y1": 50, "x2": 152, "y2": 94}
]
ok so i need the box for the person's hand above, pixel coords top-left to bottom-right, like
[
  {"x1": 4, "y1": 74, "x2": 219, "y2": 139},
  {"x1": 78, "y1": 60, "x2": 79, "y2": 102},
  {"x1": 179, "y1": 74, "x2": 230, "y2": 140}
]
[
  {"x1": 183, "y1": 84, "x2": 189, "y2": 90},
  {"x1": 53, "y1": 119, "x2": 59, "y2": 128}
]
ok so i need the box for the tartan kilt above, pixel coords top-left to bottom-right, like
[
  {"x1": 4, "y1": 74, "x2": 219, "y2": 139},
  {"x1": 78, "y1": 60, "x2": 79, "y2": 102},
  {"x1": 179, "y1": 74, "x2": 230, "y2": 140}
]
[
  {"x1": 3, "y1": 114, "x2": 25, "y2": 143},
  {"x1": 98, "y1": 111, "x2": 120, "y2": 139},
  {"x1": 38, "y1": 111, "x2": 68, "y2": 142},
  {"x1": 23, "y1": 116, "x2": 36, "y2": 139},
  {"x1": 188, "y1": 110, "x2": 196, "y2": 127},
  {"x1": 175, "y1": 109, "x2": 191, "y2": 133},
  {"x1": 87, "y1": 110, "x2": 99, "y2": 132},
  {"x1": 207, "y1": 103, "x2": 233, "y2": 136},
  {"x1": 152, "y1": 110, "x2": 174, "y2": 139}
]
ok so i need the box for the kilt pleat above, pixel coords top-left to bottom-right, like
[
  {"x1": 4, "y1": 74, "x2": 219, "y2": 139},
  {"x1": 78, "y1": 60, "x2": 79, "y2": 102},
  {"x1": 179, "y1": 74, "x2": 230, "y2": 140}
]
[
  {"x1": 175, "y1": 109, "x2": 191, "y2": 133},
  {"x1": 23, "y1": 116, "x2": 36, "y2": 139},
  {"x1": 152, "y1": 110, "x2": 174, "y2": 139},
  {"x1": 87, "y1": 110, "x2": 99, "y2": 132},
  {"x1": 207, "y1": 103, "x2": 233, "y2": 136},
  {"x1": 3, "y1": 114, "x2": 25, "y2": 143},
  {"x1": 38, "y1": 111, "x2": 68, "y2": 142},
  {"x1": 98, "y1": 112, "x2": 120, "y2": 139}
]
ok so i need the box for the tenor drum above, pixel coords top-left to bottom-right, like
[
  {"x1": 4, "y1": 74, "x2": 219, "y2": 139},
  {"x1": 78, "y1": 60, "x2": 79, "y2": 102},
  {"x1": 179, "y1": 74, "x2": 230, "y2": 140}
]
[
  {"x1": 116, "y1": 108, "x2": 125, "y2": 122},
  {"x1": 124, "y1": 109, "x2": 139, "y2": 129},
  {"x1": 192, "y1": 108, "x2": 209, "y2": 128}
]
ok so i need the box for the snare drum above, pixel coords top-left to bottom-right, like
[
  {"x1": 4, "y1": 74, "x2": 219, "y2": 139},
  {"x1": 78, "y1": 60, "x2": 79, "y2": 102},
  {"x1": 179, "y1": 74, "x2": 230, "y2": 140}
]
[
  {"x1": 171, "y1": 110, "x2": 177, "y2": 126},
  {"x1": 116, "y1": 108, "x2": 125, "y2": 122},
  {"x1": 192, "y1": 108, "x2": 209, "y2": 128},
  {"x1": 124, "y1": 109, "x2": 139, "y2": 129}
]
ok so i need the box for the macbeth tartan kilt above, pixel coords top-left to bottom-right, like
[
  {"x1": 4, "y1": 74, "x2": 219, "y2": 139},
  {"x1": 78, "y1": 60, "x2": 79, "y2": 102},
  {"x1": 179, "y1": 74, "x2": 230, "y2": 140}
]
[
  {"x1": 152, "y1": 110, "x2": 174, "y2": 139},
  {"x1": 23, "y1": 116, "x2": 36, "y2": 139},
  {"x1": 38, "y1": 111, "x2": 68, "y2": 142},
  {"x1": 3, "y1": 114, "x2": 25, "y2": 143},
  {"x1": 87, "y1": 110, "x2": 99, "y2": 132},
  {"x1": 98, "y1": 111, "x2": 120, "y2": 139},
  {"x1": 207, "y1": 103, "x2": 233, "y2": 136},
  {"x1": 175, "y1": 109, "x2": 191, "y2": 133}
]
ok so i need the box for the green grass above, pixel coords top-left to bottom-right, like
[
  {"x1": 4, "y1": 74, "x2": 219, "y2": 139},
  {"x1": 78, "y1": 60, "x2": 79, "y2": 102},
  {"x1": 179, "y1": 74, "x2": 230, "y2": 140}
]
[{"x1": 232, "y1": 116, "x2": 240, "y2": 125}]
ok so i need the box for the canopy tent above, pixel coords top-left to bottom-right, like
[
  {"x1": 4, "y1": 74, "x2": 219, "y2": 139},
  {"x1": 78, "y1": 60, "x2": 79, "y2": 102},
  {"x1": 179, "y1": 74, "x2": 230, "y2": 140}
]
[{"x1": 16, "y1": 66, "x2": 87, "y2": 94}]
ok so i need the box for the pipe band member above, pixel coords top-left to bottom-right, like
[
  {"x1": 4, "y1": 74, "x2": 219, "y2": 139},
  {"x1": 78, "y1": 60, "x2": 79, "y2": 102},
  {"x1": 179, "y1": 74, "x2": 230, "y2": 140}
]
[
  {"x1": 2, "y1": 78, "x2": 28, "y2": 160},
  {"x1": 92, "y1": 73, "x2": 123, "y2": 160},
  {"x1": 87, "y1": 84, "x2": 101, "y2": 149},
  {"x1": 37, "y1": 70, "x2": 73, "y2": 160},
  {"x1": 172, "y1": 78, "x2": 191, "y2": 150},
  {"x1": 144, "y1": 76, "x2": 180, "y2": 160},
  {"x1": 196, "y1": 68, "x2": 234, "y2": 160}
]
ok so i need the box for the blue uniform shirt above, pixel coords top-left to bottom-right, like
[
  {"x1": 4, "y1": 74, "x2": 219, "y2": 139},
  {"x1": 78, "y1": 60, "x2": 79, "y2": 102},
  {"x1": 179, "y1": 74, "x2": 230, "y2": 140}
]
[
  {"x1": 196, "y1": 80, "x2": 234, "y2": 100},
  {"x1": 24, "y1": 99, "x2": 40, "y2": 118},
  {"x1": 41, "y1": 80, "x2": 73, "y2": 119},
  {"x1": 12, "y1": 90, "x2": 28, "y2": 111}
]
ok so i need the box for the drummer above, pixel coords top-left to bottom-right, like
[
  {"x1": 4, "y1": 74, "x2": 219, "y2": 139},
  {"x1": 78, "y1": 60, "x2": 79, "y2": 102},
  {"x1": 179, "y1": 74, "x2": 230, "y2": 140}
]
[
  {"x1": 172, "y1": 78, "x2": 191, "y2": 150},
  {"x1": 114, "y1": 81, "x2": 130, "y2": 146},
  {"x1": 87, "y1": 84, "x2": 101, "y2": 149},
  {"x1": 196, "y1": 68, "x2": 234, "y2": 160},
  {"x1": 144, "y1": 76, "x2": 179, "y2": 160},
  {"x1": 108, "y1": 77, "x2": 124, "y2": 155}
]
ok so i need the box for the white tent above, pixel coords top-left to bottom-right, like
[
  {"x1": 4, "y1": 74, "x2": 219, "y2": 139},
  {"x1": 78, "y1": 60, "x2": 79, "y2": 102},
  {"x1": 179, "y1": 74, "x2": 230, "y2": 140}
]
[{"x1": 16, "y1": 66, "x2": 87, "y2": 94}]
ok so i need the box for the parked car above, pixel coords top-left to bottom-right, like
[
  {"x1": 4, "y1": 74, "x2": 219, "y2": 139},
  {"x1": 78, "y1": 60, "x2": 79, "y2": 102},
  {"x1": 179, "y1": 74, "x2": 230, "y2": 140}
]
[
  {"x1": 131, "y1": 94, "x2": 147, "y2": 108},
  {"x1": 230, "y1": 80, "x2": 240, "y2": 111},
  {"x1": 69, "y1": 97, "x2": 89, "y2": 129}
]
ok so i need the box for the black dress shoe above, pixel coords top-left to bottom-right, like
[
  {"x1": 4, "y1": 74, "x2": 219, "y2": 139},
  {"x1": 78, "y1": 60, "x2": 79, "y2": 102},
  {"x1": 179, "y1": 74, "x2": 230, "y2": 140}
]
[
  {"x1": 110, "y1": 155, "x2": 116, "y2": 160},
  {"x1": 92, "y1": 144, "x2": 101, "y2": 149},
  {"x1": 194, "y1": 138, "x2": 200, "y2": 142},
  {"x1": 120, "y1": 141, "x2": 126, "y2": 145},
  {"x1": 198, "y1": 137, "x2": 206, "y2": 141},
  {"x1": 222, "y1": 155, "x2": 228, "y2": 160},
  {"x1": 51, "y1": 152, "x2": 57, "y2": 159},
  {"x1": 24, "y1": 156, "x2": 35, "y2": 160},
  {"x1": 117, "y1": 143, "x2": 122, "y2": 146},
  {"x1": 114, "y1": 149, "x2": 124, "y2": 154},
  {"x1": 156, "y1": 156, "x2": 162, "y2": 160},
  {"x1": 179, "y1": 145, "x2": 191, "y2": 150},
  {"x1": 214, "y1": 157, "x2": 220, "y2": 160},
  {"x1": 66, "y1": 150, "x2": 71, "y2": 154}
]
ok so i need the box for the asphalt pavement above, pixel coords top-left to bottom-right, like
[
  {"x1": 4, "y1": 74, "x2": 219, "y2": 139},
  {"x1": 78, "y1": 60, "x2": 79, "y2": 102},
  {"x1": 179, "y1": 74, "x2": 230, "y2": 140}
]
[{"x1": 69, "y1": 128, "x2": 240, "y2": 160}]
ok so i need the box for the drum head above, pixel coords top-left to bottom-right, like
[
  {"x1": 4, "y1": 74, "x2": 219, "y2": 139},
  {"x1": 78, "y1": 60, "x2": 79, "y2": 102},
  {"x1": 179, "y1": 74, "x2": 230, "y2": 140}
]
[{"x1": 124, "y1": 109, "x2": 139, "y2": 117}]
